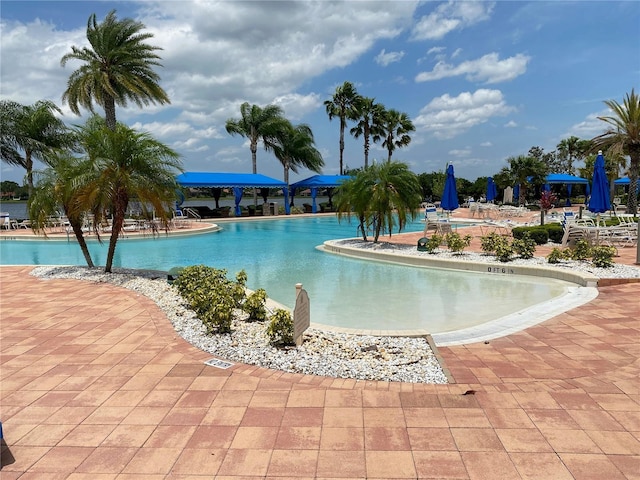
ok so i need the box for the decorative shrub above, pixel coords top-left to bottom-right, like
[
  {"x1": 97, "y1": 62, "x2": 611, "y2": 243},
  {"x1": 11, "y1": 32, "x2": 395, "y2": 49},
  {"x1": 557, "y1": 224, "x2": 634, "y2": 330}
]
[
  {"x1": 512, "y1": 232, "x2": 536, "y2": 259},
  {"x1": 512, "y1": 225, "x2": 560, "y2": 245},
  {"x1": 591, "y1": 246, "x2": 616, "y2": 268},
  {"x1": 244, "y1": 288, "x2": 268, "y2": 322},
  {"x1": 266, "y1": 309, "x2": 294, "y2": 346},
  {"x1": 547, "y1": 247, "x2": 570, "y2": 264},
  {"x1": 571, "y1": 239, "x2": 591, "y2": 261},
  {"x1": 494, "y1": 241, "x2": 514, "y2": 262},
  {"x1": 173, "y1": 264, "x2": 247, "y2": 334},
  {"x1": 445, "y1": 232, "x2": 472, "y2": 254},
  {"x1": 425, "y1": 234, "x2": 443, "y2": 253},
  {"x1": 480, "y1": 232, "x2": 502, "y2": 254}
]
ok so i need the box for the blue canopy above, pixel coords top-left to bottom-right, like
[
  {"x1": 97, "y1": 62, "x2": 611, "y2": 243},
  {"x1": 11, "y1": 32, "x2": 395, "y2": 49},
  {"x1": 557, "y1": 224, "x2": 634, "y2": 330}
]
[
  {"x1": 545, "y1": 173, "x2": 589, "y2": 184},
  {"x1": 176, "y1": 172, "x2": 287, "y2": 188},
  {"x1": 290, "y1": 175, "x2": 351, "y2": 213},
  {"x1": 441, "y1": 164, "x2": 459, "y2": 211},
  {"x1": 290, "y1": 175, "x2": 351, "y2": 189},
  {"x1": 486, "y1": 177, "x2": 497, "y2": 202},
  {"x1": 615, "y1": 177, "x2": 630, "y2": 185},
  {"x1": 588, "y1": 151, "x2": 611, "y2": 214}
]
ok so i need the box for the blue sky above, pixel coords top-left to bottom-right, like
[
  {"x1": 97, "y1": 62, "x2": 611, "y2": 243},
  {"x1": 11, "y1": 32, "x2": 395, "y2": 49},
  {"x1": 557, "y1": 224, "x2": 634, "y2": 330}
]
[{"x1": 1, "y1": 1, "x2": 638, "y2": 185}]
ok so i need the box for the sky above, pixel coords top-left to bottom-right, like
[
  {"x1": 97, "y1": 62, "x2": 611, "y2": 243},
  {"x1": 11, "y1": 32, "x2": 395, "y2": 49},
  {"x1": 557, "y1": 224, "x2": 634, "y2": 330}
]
[{"x1": 1, "y1": 0, "x2": 639, "y2": 186}]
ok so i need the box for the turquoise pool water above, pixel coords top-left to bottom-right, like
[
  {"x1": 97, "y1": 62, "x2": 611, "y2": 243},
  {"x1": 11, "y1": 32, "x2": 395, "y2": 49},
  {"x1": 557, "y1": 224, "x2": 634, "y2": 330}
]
[{"x1": 0, "y1": 216, "x2": 571, "y2": 333}]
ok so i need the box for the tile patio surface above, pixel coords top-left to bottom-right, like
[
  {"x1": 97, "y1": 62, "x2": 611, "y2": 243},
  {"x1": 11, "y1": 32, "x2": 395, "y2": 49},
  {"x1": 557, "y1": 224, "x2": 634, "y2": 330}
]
[{"x1": 1, "y1": 228, "x2": 640, "y2": 478}]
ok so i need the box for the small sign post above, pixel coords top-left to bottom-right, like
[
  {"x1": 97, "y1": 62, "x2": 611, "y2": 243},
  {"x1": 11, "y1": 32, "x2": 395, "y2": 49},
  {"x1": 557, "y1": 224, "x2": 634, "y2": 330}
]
[{"x1": 293, "y1": 283, "x2": 310, "y2": 346}]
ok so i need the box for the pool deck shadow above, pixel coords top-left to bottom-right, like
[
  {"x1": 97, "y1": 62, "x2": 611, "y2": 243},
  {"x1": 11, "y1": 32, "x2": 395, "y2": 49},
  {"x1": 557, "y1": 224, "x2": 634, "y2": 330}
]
[{"x1": 1, "y1": 265, "x2": 639, "y2": 479}]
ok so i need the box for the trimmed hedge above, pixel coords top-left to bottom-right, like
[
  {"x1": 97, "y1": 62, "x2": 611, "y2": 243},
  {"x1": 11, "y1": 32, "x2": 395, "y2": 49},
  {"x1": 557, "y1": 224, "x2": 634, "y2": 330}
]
[{"x1": 512, "y1": 223, "x2": 564, "y2": 245}]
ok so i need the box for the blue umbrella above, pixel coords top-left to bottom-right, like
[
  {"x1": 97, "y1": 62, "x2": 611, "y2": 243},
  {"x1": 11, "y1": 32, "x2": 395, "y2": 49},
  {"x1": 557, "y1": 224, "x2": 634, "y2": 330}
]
[
  {"x1": 588, "y1": 151, "x2": 611, "y2": 220},
  {"x1": 486, "y1": 177, "x2": 498, "y2": 202},
  {"x1": 441, "y1": 164, "x2": 459, "y2": 212}
]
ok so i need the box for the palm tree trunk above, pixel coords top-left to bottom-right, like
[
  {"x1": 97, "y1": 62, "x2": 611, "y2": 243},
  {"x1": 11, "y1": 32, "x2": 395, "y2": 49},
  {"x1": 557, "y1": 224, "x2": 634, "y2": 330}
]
[
  {"x1": 25, "y1": 153, "x2": 34, "y2": 198},
  {"x1": 251, "y1": 141, "x2": 258, "y2": 206},
  {"x1": 105, "y1": 196, "x2": 127, "y2": 273},
  {"x1": 104, "y1": 95, "x2": 117, "y2": 131},
  {"x1": 70, "y1": 220, "x2": 95, "y2": 268},
  {"x1": 339, "y1": 126, "x2": 345, "y2": 175}
]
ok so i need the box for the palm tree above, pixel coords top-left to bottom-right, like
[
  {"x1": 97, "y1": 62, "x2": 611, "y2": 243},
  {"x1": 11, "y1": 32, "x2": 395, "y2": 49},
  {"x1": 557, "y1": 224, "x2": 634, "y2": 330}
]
[
  {"x1": 61, "y1": 10, "x2": 169, "y2": 131},
  {"x1": 28, "y1": 154, "x2": 95, "y2": 267},
  {"x1": 0, "y1": 100, "x2": 73, "y2": 197},
  {"x1": 380, "y1": 109, "x2": 415, "y2": 162},
  {"x1": 77, "y1": 116, "x2": 182, "y2": 272},
  {"x1": 350, "y1": 97, "x2": 385, "y2": 169},
  {"x1": 556, "y1": 136, "x2": 590, "y2": 175},
  {"x1": 335, "y1": 161, "x2": 422, "y2": 242},
  {"x1": 591, "y1": 89, "x2": 640, "y2": 215},
  {"x1": 505, "y1": 154, "x2": 548, "y2": 205},
  {"x1": 324, "y1": 81, "x2": 359, "y2": 174},
  {"x1": 268, "y1": 120, "x2": 324, "y2": 186},
  {"x1": 225, "y1": 102, "x2": 286, "y2": 205}
]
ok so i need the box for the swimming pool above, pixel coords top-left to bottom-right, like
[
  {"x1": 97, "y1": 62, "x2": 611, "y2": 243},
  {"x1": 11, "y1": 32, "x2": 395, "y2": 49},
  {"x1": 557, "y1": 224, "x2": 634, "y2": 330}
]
[{"x1": 0, "y1": 216, "x2": 573, "y2": 334}]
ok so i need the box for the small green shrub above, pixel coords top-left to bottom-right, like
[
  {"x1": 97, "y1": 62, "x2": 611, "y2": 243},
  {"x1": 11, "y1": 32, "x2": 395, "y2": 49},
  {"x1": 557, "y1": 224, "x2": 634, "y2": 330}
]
[
  {"x1": 425, "y1": 234, "x2": 443, "y2": 253},
  {"x1": 480, "y1": 232, "x2": 502, "y2": 254},
  {"x1": 244, "y1": 288, "x2": 268, "y2": 321},
  {"x1": 571, "y1": 239, "x2": 591, "y2": 261},
  {"x1": 512, "y1": 232, "x2": 536, "y2": 259},
  {"x1": 547, "y1": 247, "x2": 570, "y2": 264},
  {"x1": 266, "y1": 309, "x2": 294, "y2": 346},
  {"x1": 494, "y1": 241, "x2": 514, "y2": 262},
  {"x1": 445, "y1": 232, "x2": 472, "y2": 254},
  {"x1": 591, "y1": 246, "x2": 616, "y2": 268},
  {"x1": 546, "y1": 224, "x2": 564, "y2": 244}
]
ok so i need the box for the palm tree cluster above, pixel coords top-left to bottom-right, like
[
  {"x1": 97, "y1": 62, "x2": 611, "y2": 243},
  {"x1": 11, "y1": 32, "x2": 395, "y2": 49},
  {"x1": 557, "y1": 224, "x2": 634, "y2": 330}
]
[
  {"x1": 324, "y1": 81, "x2": 415, "y2": 174},
  {"x1": 224, "y1": 102, "x2": 324, "y2": 194},
  {"x1": 1, "y1": 10, "x2": 181, "y2": 272},
  {"x1": 334, "y1": 161, "x2": 422, "y2": 243}
]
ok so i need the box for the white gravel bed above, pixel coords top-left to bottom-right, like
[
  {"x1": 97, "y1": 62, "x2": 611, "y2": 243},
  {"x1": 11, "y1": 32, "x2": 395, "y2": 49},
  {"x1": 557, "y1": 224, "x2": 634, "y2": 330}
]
[
  {"x1": 30, "y1": 265, "x2": 449, "y2": 384},
  {"x1": 29, "y1": 246, "x2": 637, "y2": 384},
  {"x1": 335, "y1": 239, "x2": 640, "y2": 279}
]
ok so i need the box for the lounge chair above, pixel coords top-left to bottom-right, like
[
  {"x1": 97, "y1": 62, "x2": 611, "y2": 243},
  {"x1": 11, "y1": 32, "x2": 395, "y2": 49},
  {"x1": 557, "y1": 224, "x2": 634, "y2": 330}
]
[{"x1": 423, "y1": 205, "x2": 451, "y2": 235}]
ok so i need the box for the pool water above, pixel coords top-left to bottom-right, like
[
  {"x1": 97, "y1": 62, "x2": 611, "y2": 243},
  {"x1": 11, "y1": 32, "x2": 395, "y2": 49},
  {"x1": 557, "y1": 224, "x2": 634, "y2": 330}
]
[{"x1": 0, "y1": 216, "x2": 571, "y2": 333}]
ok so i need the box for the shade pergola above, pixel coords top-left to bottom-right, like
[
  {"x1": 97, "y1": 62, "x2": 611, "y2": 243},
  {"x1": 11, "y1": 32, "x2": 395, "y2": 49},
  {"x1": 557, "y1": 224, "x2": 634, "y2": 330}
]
[
  {"x1": 176, "y1": 172, "x2": 288, "y2": 215},
  {"x1": 289, "y1": 175, "x2": 351, "y2": 213}
]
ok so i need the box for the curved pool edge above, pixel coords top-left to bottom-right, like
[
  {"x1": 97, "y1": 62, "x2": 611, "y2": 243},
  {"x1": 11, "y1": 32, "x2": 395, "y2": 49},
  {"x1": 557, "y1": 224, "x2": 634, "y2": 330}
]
[
  {"x1": 321, "y1": 239, "x2": 600, "y2": 287},
  {"x1": 319, "y1": 239, "x2": 601, "y2": 345}
]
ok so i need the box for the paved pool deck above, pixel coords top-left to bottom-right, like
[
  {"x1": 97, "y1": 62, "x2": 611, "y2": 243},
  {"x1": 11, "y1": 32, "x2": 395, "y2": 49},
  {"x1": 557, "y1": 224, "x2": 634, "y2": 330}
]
[{"x1": 1, "y1": 263, "x2": 639, "y2": 478}]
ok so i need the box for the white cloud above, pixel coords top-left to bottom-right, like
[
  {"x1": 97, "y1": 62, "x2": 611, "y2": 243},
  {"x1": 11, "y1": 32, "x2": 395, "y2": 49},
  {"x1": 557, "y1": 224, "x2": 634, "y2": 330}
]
[
  {"x1": 375, "y1": 49, "x2": 405, "y2": 67},
  {"x1": 566, "y1": 110, "x2": 610, "y2": 138},
  {"x1": 411, "y1": 1, "x2": 495, "y2": 40},
  {"x1": 414, "y1": 89, "x2": 515, "y2": 139},
  {"x1": 480, "y1": 141, "x2": 493, "y2": 147},
  {"x1": 415, "y1": 53, "x2": 530, "y2": 84},
  {"x1": 449, "y1": 148, "x2": 471, "y2": 157},
  {"x1": 504, "y1": 120, "x2": 518, "y2": 128}
]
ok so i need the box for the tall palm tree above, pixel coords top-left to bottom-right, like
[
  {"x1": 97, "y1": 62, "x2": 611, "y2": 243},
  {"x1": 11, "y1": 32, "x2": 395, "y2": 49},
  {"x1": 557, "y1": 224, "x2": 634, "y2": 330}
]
[
  {"x1": 28, "y1": 154, "x2": 95, "y2": 267},
  {"x1": 225, "y1": 102, "x2": 285, "y2": 175},
  {"x1": 350, "y1": 97, "x2": 385, "y2": 169},
  {"x1": 556, "y1": 136, "x2": 590, "y2": 175},
  {"x1": 591, "y1": 89, "x2": 640, "y2": 215},
  {"x1": 505, "y1": 154, "x2": 548, "y2": 205},
  {"x1": 324, "y1": 81, "x2": 359, "y2": 175},
  {"x1": 0, "y1": 100, "x2": 73, "y2": 197},
  {"x1": 77, "y1": 116, "x2": 182, "y2": 272},
  {"x1": 61, "y1": 10, "x2": 169, "y2": 131},
  {"x1": 380, "y1": 109, "x2": 415, "y2": 162},
  {"x1": 335, "y1": 161, "x2": 422, "y2": 242},
  {"x1": 268, "y1": 120, "x2": 324, "y2": 186}
]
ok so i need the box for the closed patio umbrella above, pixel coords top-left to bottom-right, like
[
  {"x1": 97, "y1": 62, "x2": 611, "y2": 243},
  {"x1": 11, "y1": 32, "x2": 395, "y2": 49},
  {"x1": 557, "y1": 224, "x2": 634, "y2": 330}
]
[
  {"x1": 486, "y1": 177, "x2": 498, "y2": 203},
  {"x1": 588, "y1": 151, "x2": 611, "y2": 225},
  {"x1": 441, "y1": 164, "x2": 459, "y2": 212}
]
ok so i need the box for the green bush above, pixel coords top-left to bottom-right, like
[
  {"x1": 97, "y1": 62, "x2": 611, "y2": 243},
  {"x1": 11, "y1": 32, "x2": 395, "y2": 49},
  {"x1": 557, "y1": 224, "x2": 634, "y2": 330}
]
[
  {"x1": 546, "y1": 224, "x2": 564, "y2": 243},
  {"x1": 425, "y1": 234, "x2": 443, "y2": 253},
  {"x1": 512, "y1": 232, "x2": 536, "y2": 259},
  {"x1": 244, "y1": 288, "x2": 268, "y2": 321},
  {"x1": 266, "y1": 309, "x2": 294, "y2": 346},
  {"x1": 513, "y1": 224, "x2": 561, "y2": 244},
  {"x1": 591, "y1": 246, "x2": 616, "y2": 268},
  {"x1": 480, "y1": 232, "x2": 502, "y2": 254},
  {"x1": 173, "y1": 264, "x2": 246, "y2": 334},
  {"x1": 571, "y1": 239, "x2": 591, "y2": 261},
  {"x1": 495, "y1": 241, "x2": 514, "y2": 262},
  {"x1": 547, "y1": 247, "x2": 570, "y2": 264},
  {"x1": 445, "y1": 232, "x2": 472, "y2": 254}
]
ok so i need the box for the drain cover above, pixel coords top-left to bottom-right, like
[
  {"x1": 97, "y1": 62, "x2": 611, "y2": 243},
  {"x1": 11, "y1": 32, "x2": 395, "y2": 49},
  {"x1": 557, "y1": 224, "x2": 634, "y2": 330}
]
[{"x1": 204, "y1": 358, "x2": 234, "y2": 369}]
